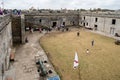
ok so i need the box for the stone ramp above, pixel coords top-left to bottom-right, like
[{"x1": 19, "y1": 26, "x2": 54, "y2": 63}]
[{"x1": 13, "y1": 32, "x2": 60, "y2": 80}]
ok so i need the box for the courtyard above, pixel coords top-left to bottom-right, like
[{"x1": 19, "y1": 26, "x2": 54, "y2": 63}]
[{"x1": 40, "y1": 28, "x2": 120, "y2": 80}]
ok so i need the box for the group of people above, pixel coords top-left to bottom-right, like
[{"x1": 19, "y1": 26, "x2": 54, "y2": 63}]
[
  {"x1": 0, "y1": 9, "x2": 9, "y2": 15},
  {"x1": 0, "y1": 8, "x2": 21, "y2": 15},
  {"x1": 56, "y1": 26, "x2": 69, "y2": 32},
  {"x1": 28, "y1": 27, "x2": 52, "y2": 34},
  {"x1": 12, "y1": 9, "x2": 21, "y2": 15},
  {"x1": 86, "y1": 40, "x2": 94, "y2": 54},
  {"x1": 76, "y1": 31, "x2": 95, "y2": 54}
]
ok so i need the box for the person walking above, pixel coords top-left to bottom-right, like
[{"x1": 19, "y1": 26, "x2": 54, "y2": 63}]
[
  {"x1": 77, "y1": 31, "x2": 80, "y2": 36},
  {"x1": 91, "y1": 40, "x2": 94, "y2": 46},
  {"x1": 86, "y1": 49, "x2": 89, "y2": 54},
  {"x1": 25, "y1": 37, "x2": 28, "y2": 43},
  {"x1": 39, "y1": 28, "x2": 42, "y2": 33}
]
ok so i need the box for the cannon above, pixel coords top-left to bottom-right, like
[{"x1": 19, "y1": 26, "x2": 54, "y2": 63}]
[
  {"x1": 37, "y1": 60, "x2": 47, "y2": 76},
  {"x1": 115, "y1": 40, "x2": 120, "y2": 45}
]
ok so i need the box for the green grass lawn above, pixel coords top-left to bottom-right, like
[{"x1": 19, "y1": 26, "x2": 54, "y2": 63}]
[{"x1": 40, "y1": 29, "x2": 120, "y2": 80}]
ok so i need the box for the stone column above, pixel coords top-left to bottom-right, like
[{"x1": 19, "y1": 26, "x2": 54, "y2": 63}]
[{"x1": 21, "y1": 15, "x2": 26, "y2": 44}]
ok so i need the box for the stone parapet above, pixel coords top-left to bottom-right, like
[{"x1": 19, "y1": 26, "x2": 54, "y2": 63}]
[
  {"x1": 80, "y1": 12, "x2": 120, "y2": 18},
  {"x1": 0, "y1": 14, "x2": 11, "y2": 34}
]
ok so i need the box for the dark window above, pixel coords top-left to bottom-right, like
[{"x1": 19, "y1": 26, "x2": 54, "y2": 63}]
[
  {"x1": 94, "y1": 25, "x2": 98, "y2": 30},
  {"x1": 95, "y1": 18, "x2": 98, "y2": 22},
  {"x1": 83, "y1": 23, "x2": 85, "y2": 26},
  {"x1": 95, "y1": 25, "x2": 97, "y2": 27},
  {"x1": 39, "y1": 10, "x2": 42, "y2": 13},
  {"x1": 73, "y1": 21, "x2": 75, "y2": 25},
  {"x1": 57, "y1": 11, "x2": 60, "y2": 13},
  {"x1": 87, "y1": 23, "x2": 88, "y2": 26},
  {"x1": 112, "y1": 19, "x2": 116, "y2": 25},
  {"x1": 49, "y1": 11, "x2": 53, "y2": 13},
  {"x1": 2, "y1": 64, "x2": 4, "y2": 76},
  {"x1": 63, "y1": 22, "x2": 65, "y2": 26},
  {"x1": 84, "y1": 17, "x2": 85, "y2": 20},
  {"x1": 52, "y1": 22, "x2": 57, "y2": 28},
  {"x1": 39, "y1": 19, "x2": 41, "y2": 23}
]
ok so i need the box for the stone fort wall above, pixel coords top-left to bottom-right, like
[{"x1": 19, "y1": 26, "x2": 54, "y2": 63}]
[{"x1": 25, "y1": 13, "x2": 79, "y2": 28}]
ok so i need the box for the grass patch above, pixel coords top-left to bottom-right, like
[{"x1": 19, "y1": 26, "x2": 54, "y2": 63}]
[{"x1": 40, "y1": 29, "x2": 120, "y2": 80}]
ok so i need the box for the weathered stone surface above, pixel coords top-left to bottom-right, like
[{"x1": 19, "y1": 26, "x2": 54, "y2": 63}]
[
  {"x1": 11, "y1": 15, "x2": 25, "y2": 44},
  {"x1": 14, "y1": 32, "x2": 60, "y2": 80},
  {"x1": 0, "y1": 15, "x2": 12, "y2": 80}
]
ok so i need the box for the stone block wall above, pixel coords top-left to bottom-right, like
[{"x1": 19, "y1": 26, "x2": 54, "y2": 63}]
[
  {"x1": 0, "y1": 15, "x2": 12, "y2": 79},
  {"x1": 11, "y1": 15, "x2": 25, "y2": 44},
  {"x1": 80, "y1": 13, "x2": 120, "y2": 35},
  {"x1": 25, "y1": 13, "x2": 79, "y2": 28}
]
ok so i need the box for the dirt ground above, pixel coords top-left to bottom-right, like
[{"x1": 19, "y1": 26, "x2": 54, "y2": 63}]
[
  {"x1": 40, "y1": 28, "x2": 120, "y2": 80},
  {"x1": 14, "y1": 32, "x2": 43, "y2": 80}
]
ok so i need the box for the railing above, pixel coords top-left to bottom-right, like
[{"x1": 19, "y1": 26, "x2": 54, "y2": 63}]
[{"x1": 0, "y1": 14, "x2": 11, "y2": 34}]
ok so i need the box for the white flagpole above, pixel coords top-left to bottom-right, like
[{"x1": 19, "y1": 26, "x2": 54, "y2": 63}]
[
  {"x1": 73, "y1": 52, "x2": 79, "y2": 69},
  {"x1": 73, "y1": 51, "x2": 82, "y2": 80}
]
